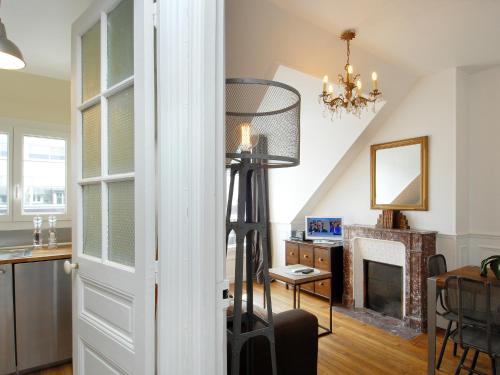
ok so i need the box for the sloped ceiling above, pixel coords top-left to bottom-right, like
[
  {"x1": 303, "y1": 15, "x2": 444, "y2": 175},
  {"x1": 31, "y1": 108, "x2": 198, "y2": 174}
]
[
  {"x1": 0, "y1": 0, "x2": 94, "y2": 79},
  {"x1": 269, "y1": 0, "x2": 500, "y2": 75}
]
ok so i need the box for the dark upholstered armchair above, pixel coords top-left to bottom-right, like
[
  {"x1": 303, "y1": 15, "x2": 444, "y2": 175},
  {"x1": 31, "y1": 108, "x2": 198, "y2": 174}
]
[{"x1": 228, "y1": 308, "x2": 319, "y2": 375}]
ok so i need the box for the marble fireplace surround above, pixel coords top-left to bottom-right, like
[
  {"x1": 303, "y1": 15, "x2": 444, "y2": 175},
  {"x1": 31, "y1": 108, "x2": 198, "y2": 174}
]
[{"x1": 343, "y1": 225, "x2": 437, "y2": 331}]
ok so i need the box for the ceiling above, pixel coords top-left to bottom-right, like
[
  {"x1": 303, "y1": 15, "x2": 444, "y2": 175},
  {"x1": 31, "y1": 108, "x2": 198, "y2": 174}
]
[
  {"x1": 3, "y1": 0, "x2": 499, "y2": 80},
  {"x1": 0, "y1": 0, "x2": 93, "y2": 80},
  {"x1": 269, "y1": 0, "x2": 500, "y2": 75}
]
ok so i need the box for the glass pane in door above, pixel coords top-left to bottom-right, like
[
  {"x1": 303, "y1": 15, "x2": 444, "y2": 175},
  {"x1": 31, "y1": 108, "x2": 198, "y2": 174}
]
[
  {"x1": 0, "y1": 133, "x2": 8, "y2": 215},
  {"x1": 82, "y1": 184, "x2": 102, "y2": 258},
  {"x1": 108, "y1": 87, "x2": 134, "y2": 174},
  {"x1": 81, "y1": 22, "x2": 101, "y2": 101},
  {"x1": 108, "y1": 181, "x2": 134, "y2": 266},
  {"x1": 107, "y1": 0, "x2": 134, "y2": 87},
  {"x1": 82, "y1": 104, "x2": 101, "y2": 178}
]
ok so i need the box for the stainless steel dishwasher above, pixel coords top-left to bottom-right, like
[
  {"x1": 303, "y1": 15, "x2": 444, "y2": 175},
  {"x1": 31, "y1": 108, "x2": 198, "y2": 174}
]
[
  {"x1": 14, "y1": 259, "x2": 72, "y2": 372},
  {"x1": 0, "y1": 264, "x2": 16, "y2": 375}
]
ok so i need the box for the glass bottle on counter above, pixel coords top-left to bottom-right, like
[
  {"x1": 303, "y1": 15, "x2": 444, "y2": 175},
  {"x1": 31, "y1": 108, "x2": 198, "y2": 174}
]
[
  {"x1": 33, "y1": 215, "x2": 42, "y2": 249},
  {"x1": 48, "y1": 215, "x2": 57, "y2": 249}
]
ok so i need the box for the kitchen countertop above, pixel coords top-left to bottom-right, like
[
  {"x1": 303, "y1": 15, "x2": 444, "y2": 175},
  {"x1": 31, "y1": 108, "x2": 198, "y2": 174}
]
[{"x1": 0, "y1": 246, "x2": 72, "y2": 266}]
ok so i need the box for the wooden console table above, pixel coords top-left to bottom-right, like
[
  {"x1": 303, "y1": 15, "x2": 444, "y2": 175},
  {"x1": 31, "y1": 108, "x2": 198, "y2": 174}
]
[
  {"x1": 269, "y1": 265, "x2": 333, "y2": 336},
  {"x1": 284, "y1": 240, "x2": 344, "y2": 303}
]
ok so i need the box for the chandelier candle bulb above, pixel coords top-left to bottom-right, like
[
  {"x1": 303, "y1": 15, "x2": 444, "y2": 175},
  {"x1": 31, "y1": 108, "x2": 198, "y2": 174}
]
[
  {"x1": 372, "y1": 72, "x2": 378, "y2": 91},
  {"x1": 347, "y1": 65, "x2": 353, "y2": 81},
  {"x1": 328, "y1": 83, "x2": 334, "y2": 94},
  {"x1": 356, "y1": 80, "x2": 362, "y2": 95},
  {"x1": 322, "y1": 75, "x2": 328, "y2": 92},
  {"x1": 240, "y1": 123, "x2": 252, "y2": 152}
]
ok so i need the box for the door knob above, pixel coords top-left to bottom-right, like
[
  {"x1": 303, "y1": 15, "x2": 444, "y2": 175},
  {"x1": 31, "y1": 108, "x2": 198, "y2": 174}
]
[{"x1": 64, "y1": 260, "x2": 78, "y2": 274}]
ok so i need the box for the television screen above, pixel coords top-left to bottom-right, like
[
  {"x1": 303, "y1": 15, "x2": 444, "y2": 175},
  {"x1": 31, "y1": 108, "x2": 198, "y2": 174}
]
[{"x1": 305, "y1": 217, "x2": 343, "y2": 240}]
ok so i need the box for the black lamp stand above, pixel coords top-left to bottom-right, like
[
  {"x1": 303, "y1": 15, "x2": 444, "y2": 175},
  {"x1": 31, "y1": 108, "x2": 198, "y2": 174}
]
[{"x1": 226, "y1": 158, "x2": 277, "y2": 375}]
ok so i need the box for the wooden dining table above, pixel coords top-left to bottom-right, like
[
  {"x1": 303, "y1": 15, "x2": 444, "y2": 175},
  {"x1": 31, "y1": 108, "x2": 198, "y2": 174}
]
[{"x1": 427, "y1": 265, "x2": 498, "y2": 374}]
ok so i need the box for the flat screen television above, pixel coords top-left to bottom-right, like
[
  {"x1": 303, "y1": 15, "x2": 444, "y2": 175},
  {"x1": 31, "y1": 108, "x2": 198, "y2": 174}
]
[{"x1": 305, "y1": 216, "x2": 343, "y2": 241}]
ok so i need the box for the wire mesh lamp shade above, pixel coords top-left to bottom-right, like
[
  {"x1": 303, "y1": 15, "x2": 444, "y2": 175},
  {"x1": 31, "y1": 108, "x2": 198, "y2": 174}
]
[{"x1": 226, "y1": 78, "x2": 301, "y2": 168}]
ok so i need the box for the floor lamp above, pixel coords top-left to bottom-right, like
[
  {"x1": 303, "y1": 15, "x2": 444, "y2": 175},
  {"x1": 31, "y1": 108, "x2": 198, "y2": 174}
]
[{"x1": 225, "y1": 78, "x2": 301, "y2": 375}]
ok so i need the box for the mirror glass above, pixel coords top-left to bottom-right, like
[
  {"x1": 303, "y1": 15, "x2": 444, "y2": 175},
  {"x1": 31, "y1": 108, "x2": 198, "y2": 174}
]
[
  {"x1": 375, "y1": 144, "x2": 421, "y2": 205},
  {"x1": 371, "y1": 136, "x2": 428, "y2": 210}
]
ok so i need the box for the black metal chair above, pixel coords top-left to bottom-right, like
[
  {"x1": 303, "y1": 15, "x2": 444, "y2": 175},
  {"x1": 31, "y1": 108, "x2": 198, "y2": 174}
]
[
  {"x1": 428, "y1": 254, "x2": 459, "y2": 368},
  {"x1": 451, "y1": 277, "x2": 500, "y2": 375}
]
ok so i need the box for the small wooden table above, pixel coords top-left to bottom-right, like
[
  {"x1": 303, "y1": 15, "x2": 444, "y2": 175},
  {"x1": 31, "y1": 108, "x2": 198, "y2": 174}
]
[
  {"x1": 269, "y1": 265, "x2": 333, "y2": 337},
  {"x1": 427, "y1": 265, "x2": 498, "y2": 374}
]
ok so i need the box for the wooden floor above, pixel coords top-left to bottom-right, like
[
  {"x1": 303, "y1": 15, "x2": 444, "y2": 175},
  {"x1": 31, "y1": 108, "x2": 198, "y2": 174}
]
[
  {"x1": 40, "y1": 282, "x2": 492, "y2": 375},
  {"x1": 251, "y1": 281, "x2": 492, "y2": 375},
  {"x1": 30, "y1": 363, "x2": 72, "y2": 375}
]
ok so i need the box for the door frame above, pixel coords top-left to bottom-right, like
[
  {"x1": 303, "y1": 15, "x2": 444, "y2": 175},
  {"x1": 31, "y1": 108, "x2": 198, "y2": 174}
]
[{"x1": 156, "y1": 0, "x2": 226, "y2": 374}]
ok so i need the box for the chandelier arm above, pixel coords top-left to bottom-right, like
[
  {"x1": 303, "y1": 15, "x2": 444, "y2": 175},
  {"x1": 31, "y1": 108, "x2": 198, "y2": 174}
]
[{"x1": 324, "y1": 96, "x2": 344, "y2": 108}]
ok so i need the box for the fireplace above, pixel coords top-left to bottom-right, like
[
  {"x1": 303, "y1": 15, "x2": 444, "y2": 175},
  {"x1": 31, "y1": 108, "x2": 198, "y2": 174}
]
[
  {"x1": 343, "y1": 225, "x2": 437, "y2": 331},
  {"x1": 364, "y1": 260, "x2": 403, "y2": 319}
]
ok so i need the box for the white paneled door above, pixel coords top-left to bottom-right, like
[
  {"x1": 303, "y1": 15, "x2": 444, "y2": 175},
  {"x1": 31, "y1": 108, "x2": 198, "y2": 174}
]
[{"x1": 70, "y1": 0, "x2": 155, "y2": 374}]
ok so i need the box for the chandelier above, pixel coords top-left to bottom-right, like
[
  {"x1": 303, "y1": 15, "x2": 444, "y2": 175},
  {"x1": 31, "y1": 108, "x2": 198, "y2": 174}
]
[{"x1": 320, "y1": 30, "x2": 382, "y2": 118}]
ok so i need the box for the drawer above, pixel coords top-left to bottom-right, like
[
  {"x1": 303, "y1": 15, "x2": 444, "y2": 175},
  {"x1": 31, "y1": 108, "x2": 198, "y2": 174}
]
[
  {"x1": 315, "y1": 279, "x2": 331, "y2": 299},
  {"x1": 299, "y1": 245, "x2": 314, "y2": 267},
  {"x1": 301, "y1": 282, "x2": 315, "y2": 293},
  {"x1": 285, "y1": 242, "x2": 299, "y2": 265},
  {"x1": 314, "y1": 247, "x2": 331, "y2": 271}
]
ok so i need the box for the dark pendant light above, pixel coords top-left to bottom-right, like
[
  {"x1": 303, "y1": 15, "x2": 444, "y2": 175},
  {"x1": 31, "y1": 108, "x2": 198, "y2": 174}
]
[{"x1": 0, "y1": 1, "x2": 25, "y2": 70}]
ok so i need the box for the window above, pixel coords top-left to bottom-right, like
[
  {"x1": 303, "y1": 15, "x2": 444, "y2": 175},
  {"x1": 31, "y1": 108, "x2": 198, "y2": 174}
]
[
  {"x1": 0, "y1": 133, "x2": 8, "y2": 216},
  {"x1": 22, "y1": 136, "x2": 66, "y2": 215},
  {"x1": 0, "y1": 124, "x2": 69, "y2": 223}
]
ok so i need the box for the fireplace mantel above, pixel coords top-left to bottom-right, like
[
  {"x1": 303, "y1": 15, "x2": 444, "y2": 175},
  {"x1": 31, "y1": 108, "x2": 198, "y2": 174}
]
[{"x1": 343, "y1": 224, "x2": 437, "y2": 331}]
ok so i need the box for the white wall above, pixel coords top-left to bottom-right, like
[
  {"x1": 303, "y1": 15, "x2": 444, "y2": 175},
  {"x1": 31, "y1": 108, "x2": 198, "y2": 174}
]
[
  {"x1": 467, "y1": 66, "x2": 500, "y2": 236},
  {"x1": 0, "y1": 71, "x2": 71, "y2": 231},
  {"x1": 0, "y1": 70, "x2": 70, "y2": 125},
  {"x1": 455, "y1": 65, "x2": 500, "y2": 266},
  {"x1": 311, "y1": 69, "x2": 461, "y2": 266},
  {"x1": 268, "y1": 65, "x2": 380, "y2": 224},
  {"x1": 225, "y1": 0, "x2": 500, "y2": 270},
  {"x1": 225, "y1": 0, "x2": 416, "y2": 267},
  {"x1": 312, "y1": 69, "x2": 457, "y2": 232}
]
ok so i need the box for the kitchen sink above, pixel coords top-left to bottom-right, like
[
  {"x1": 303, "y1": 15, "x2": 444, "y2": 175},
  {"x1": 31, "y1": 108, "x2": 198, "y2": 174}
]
[{"x1": 0, "y1": 249, "x2": 32, "y2": 260}]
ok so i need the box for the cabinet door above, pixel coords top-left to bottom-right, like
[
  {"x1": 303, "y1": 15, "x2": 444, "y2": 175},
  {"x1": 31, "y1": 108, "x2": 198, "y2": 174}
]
[
  {"x1": 14, "y1": 260, "x2": 72, "y2": 372},
  {"x1": 299, "y1": 244, "x2": 314, "y2": 267},
  {"x1": 299, "y1": 245, "x2": 314, "y2": 292},
  {"x1": 285, "y1": 242, "x2": 299, "y2": 265},
  {"x1": 314, "y1": 247, "x2": 330, "y2": 271},
  {"x1": 315, "y1": 279, "x2": 331, "y2": 299},
  {"x1": 0, "y1": 264, "x2": 16, "y2": 375}
]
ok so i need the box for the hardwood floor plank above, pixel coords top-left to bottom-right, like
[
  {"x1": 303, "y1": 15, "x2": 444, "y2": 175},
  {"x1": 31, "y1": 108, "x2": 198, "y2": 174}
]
[
  {"x1": 30, "y1": 363, "x2": 72, "y2": 375},
  {"x1": 36, "y1": 282, "x2": 493, "y2": 375},
  {"x1": 247, "y1": 281, "x2": 492, "y2": 375}
]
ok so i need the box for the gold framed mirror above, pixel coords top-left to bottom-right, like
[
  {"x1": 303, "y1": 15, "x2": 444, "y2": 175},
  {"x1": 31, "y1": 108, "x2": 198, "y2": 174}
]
[{"x1": 370, "y1": 136, "x2": 428, "y2": 211}]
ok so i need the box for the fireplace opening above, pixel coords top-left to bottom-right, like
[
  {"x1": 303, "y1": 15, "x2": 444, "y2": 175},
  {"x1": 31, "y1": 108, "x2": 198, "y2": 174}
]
[{"x1": 364, "y1": 260, "x2": 403, "y2": 319}]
